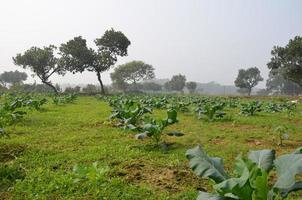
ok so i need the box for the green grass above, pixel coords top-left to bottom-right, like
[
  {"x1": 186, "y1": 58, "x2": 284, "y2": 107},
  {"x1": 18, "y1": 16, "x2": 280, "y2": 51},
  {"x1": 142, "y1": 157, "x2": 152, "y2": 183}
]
[{"x1": 1, "y1": 96, "x2": 302, "y2": 199}]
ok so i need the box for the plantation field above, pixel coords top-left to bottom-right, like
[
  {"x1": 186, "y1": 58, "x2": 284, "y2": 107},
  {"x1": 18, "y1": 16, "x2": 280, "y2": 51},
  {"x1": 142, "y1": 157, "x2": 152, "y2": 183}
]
[{"x1": 1, "y1": 95, "x2": 302, "y2": 199}]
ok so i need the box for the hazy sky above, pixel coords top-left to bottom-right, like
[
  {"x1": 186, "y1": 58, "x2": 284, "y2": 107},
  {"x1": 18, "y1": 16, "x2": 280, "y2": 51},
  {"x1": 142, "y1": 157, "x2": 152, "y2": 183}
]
[{"x1": 1, "y1": 0, "x2": 302, "y2": 87}]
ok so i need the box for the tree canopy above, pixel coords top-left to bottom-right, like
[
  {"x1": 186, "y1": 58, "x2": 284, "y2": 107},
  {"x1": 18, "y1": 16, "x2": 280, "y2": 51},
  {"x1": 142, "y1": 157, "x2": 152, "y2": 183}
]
[
  {"x1": 59, "y1": 29, "x2": 131, "y2": 94},
  {"x1": 164, "y1": 74, "x2": 186, "y2": 92},
  {"x1": 266, "y1": 70, "x2": 302, "y2": 95},
  {"x1": 0, "y1": 70, "x2": 27, "y2": 86},
  {"x1": 186, "y1": 81, "x2": 197, "y2": 93},
  {"x1": 234, "y1": 67, "x2": 263, "y2": 96},
  {"x1": 110, "y1": 61, "x2": 155, "y2": 91},
  {"x1": 267, "y1": 36, "x2": 302, "y2": 87},
  {"x1": 13, "y1": 45, "x2": 65, "y2": 94}
]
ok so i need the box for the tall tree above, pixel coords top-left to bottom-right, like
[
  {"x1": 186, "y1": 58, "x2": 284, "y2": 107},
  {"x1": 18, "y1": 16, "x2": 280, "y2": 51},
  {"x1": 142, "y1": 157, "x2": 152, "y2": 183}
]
[
  {"x1": 186, "y1": 81, "x2": 197, "y2": 93},
  {"x1": 164, "y1": 74, "x2": 186, "y2": 92},
  {"x1": 234, "y1": 67, "x2": 263, "y2": 96},
  {"x1": 59, "y1": 29, "x2": 131, "y2": 94},
  {"x1": 0, "y1": 70, "x2": 27, "y2": 87},
  {"x1": 267, "y1": 36, "x2": 302, "y2": 87},
  {"x1": 266, "y1": 69, "x2": 302, "y2": 95},
  {"x1": 110, "y1": 61, "x2": 155, "y2": 92},
  {"x1": 13, "y1": 45, "x2": 65, "y2": 94}
]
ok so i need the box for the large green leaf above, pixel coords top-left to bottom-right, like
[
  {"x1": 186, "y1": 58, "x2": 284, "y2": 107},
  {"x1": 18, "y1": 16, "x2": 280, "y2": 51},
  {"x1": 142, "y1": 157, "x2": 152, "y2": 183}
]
[
  {"x1": 274, "y1": 154, "x2": 302, "y2": 193},
  {"x1": 186, "y1": 146, "x2": 228, "y2": 183},
  {"x1": 214, "y1": 157, "x2": 252, "y2": 200},
  {"x1": 166, "y1": 109, "x2": 178, "y2": 124},
  {"x1": 197, "y1": 192, "x2": 235, "y2": 200},
  {"x1": 248, "y1": 149, "x2": 275, "y2": 172},
  {"x1": 253, "y1": 171, "x2": 269, "y2": 200}
]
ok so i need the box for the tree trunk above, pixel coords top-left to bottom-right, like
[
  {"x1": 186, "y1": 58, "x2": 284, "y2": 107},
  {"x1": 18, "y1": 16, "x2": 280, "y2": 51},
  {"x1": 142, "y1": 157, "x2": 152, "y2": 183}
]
[
  {"x1": 96, "y1": 71, "x2": 105, "y2": 95},
  {"x1": 247, "y1": 88, "x2": 252, "y2": 96},
  {"x1": 43, "y1": 81, "x2": 58, "y2": 94}
]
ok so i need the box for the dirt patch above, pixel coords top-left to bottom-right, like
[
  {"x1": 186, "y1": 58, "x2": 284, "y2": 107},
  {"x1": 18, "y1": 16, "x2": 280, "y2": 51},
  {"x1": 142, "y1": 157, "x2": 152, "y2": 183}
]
[
  {"x1": 0, "y1": 192, "x2": 11, "y2": 200},
  {"x1": 0, "y1": 144, "x2": 27, "y2": 162},
  {"x1": 245, "y1": 138, "x2": 267, "y2": 147},
  {"x1": 281, "y1": 140, "x2": 302, "y2": 149},
  {"x1": 208, "y1": 136, "x2": 225, "y2": 145},
  {"x1": 114, "y1": 161, "x2": 205, "y2": 192}
]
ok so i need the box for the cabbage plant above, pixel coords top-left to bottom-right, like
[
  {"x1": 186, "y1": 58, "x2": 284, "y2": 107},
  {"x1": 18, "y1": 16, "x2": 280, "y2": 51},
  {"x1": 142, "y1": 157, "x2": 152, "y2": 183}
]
[
  {"x1": 240, "y1": 101, "x2": 262, "y2": 116},
  {"x1": 186, "y1": 146, "x2": 302, "y2": 200}
]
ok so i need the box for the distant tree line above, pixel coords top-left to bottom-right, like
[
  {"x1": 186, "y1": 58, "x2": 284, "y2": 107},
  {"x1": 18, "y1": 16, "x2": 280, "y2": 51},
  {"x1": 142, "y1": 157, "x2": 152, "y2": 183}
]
[
  {"x1": 234, "y1": 36, "x2": 302, "y2": 96},
  {"x1": 4, "y1": 32, "x2": 302, "y2": 96},
  {"x1": 110, "y1": 61, "x2": 198, "y2": 94}
]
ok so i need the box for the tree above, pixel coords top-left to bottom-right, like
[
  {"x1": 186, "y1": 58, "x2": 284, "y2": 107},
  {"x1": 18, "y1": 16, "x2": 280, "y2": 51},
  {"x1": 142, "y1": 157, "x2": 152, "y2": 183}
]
[
  {"x1": 9, "y1": 83, "x2": 54, "y2": 93},
  {"x1": 111, "y1": 79, "x2": 129, "y2": 92},
  {"x1": 0, "y1": 70, "x2": 27, "y2": 87},
  {"x1": 59, "y1": 29, "x2": 131, "y2": 94},
  {"x1": 164, "y1": 74, "x2": 186, "y2": 92},
  {"x1": 82, "y1": 84, "x2": 99, "y2": 95},
  {"x1": 13, "y1": 45, "x2": 65, "y2": 94},
  {"x1": 266, "y1": 70, "x2": 302, "y2": 95},
  {"x1": 186, "y1": 81, "x2": 197, "y2": 93},
  {"x1": 237, "y1": 88, "x2": 250, "y2": 96},
  {"x1": 267, "y1": 36, "x2": 302, "y2": 87},
  {"x1": 64, "y1": 86, "x2": 81, "y2": 93},
  {"x1": 142, "y1": 82, "x2": 162, "y2": 92},
  {"x1": 110, "y1": 61, "x2": 155, "y2": 92},
  {"x1": 234, "y1": 67, "x2": 263, "y2": 96}
]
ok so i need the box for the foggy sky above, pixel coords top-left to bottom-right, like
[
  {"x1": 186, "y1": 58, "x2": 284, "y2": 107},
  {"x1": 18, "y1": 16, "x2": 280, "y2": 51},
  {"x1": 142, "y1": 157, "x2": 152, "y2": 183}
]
[{"x1": 1, "y1": 0, "x2": 302, "y2": 88}]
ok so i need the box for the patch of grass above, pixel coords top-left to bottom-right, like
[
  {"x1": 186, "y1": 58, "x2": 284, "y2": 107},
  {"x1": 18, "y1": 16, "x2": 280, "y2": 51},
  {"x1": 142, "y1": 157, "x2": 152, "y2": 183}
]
[{"x1": 0, "y1": 96, "x2": 302, "y2": 199}]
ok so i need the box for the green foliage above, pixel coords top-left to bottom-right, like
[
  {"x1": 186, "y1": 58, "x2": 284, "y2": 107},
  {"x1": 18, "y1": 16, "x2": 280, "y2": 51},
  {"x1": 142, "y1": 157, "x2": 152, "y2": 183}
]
[
  {"x1": 165, "y1": 74, "x2": 186, "y2": 92},
  {"x1": 110, "y1": 60, "x2": 155, "y2": 92},
  {"x1": 264, "y1": 102, "x2": 282, "y2": 113},
  {"x1": 13, "y1": 45, "x2": 65, "y2": 94},
  {"x1": 53, "y1": 94, "x2": 78, "y2": 105},
  {"x1": 240, "y1": 101, "x2": 262, "y2": 116},
  {"x1": 73, "y1": 162, "x2": 109, "y2": 184},
  {"x1": 166, "y1": 108, "x2": 178, "y2": 124},
  {"x1": 195, "y1": 101, "x2": 226, "y2": 121},
  {"x1": 138, "y1": 109, "x2": 181, "y2": 146},
  {"x1": 186, "y1": 81, "x2": 197, "y2": 93},
  {"x1": 1, "y1": 95, "x2": 301, "y2": 199},
  {"x1": 267, "y1": 36, "x2": 302, "y2": 87},
  {"x1": 109, "y1": 100, "x2": 152, "y2": 130},
  {"x1": 0, "y1": 163, "x2": 25, "y2": 191},
  {"x1": 264, "y1": 101, "x2": 297, "y2": 114},
  {"x1": 64, "y1": 86, "x2": 81, "y2": 94},
  {"x1": 0, "y1": 70, "x2": 27, "y2": 86},
  {"x1": 274, "y1": 126, "x2": 289, "y2": 146},
  {"x1": 60, "y1": 29, "x2": 131, "y2": 94},
  {"x1": 0, "y1": 94, "x2": 47, "y2": 136},
  {"x1": 140, "y1": 118, "x2": 168, "y2": 145},
  {"x1": 186, "y1": 146, "x2": 302, "y2": 200},
  {"x1": 266, "y1": 71, "x2": 302, "y2": 95},
  {"x1": 234, "y1": 67, "x2": 263, "y2": 96}
]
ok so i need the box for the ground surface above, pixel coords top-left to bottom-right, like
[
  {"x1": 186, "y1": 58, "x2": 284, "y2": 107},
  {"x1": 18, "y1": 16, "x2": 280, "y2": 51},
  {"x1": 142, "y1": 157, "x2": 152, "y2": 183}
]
[{"x1": 1, "y1": 96, "x2": 302, "y2": 199}]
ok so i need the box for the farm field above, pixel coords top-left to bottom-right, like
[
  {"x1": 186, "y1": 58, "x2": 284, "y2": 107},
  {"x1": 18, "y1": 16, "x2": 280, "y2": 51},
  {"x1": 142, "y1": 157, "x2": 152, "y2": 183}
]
[{"x1": 1, "y1": 95, "x2": 302, "y2": 199}]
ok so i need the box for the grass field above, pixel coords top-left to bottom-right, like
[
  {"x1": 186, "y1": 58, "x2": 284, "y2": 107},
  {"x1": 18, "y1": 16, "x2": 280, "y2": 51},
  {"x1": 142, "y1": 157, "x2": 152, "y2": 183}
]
[{"x1": 1, "y1": 96, "x2": 302, "y2": 199}]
